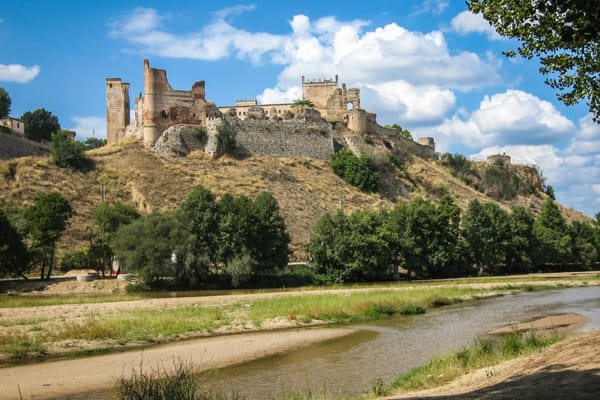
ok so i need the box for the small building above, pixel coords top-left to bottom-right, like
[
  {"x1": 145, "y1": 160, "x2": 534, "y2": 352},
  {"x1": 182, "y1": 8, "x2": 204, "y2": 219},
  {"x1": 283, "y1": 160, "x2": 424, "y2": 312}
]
[
  {"x1": 487, "y1": 153, "x2": 511, "y2": 166},
  {"x1": 0, "y1": 117, "x2": 25, "y2": 136}
]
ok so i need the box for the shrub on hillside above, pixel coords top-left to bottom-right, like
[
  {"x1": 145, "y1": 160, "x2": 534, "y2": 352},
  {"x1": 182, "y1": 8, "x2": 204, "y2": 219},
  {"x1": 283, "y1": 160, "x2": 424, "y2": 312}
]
[{"x1": 331, "y1": 148, "x2": 379, "y2": 192}]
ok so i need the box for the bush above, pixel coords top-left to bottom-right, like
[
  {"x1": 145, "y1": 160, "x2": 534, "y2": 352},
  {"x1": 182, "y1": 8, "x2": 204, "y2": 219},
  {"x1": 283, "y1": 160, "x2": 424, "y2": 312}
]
[
  {"x1": 330, "y1": 148, "x2": 379, "y2": 192},
  {"x1": 216, "y1": 124, "x2": 236, "y2": 156},
  {"x1": 61, "y1": 247, "x2": 90, "y2": 271},
  {"x1": 225, "y1": 253, "x2": 256, "y2": 288},
  {"x1": 117, "y1": 360, "x2": 199, "y2": 400},
  {"x1": 51, "y1": 130, "x2": 88, "y2": 170}
]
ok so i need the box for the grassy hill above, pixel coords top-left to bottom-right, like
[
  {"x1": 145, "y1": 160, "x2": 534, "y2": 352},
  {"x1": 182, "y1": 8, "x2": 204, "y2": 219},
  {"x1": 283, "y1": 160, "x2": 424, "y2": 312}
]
[{"x1": 0, "y1": 136, "x2": 590, "y2": 261}]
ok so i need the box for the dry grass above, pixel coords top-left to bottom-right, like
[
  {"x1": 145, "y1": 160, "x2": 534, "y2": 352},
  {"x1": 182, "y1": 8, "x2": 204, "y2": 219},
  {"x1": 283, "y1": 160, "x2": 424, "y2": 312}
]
[{"x1": 1, "y1": 139, "x2": 584, "y2": 261}]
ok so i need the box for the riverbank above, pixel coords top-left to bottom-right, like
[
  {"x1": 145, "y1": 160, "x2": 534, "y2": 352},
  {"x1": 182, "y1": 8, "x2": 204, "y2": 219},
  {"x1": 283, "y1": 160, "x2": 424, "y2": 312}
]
[
  {"x1": 0, "y1": 327, "x2": 358, "y2": 400},
  {"x1": 388, "y1": 329, "x2": 600, "y2": 400}
]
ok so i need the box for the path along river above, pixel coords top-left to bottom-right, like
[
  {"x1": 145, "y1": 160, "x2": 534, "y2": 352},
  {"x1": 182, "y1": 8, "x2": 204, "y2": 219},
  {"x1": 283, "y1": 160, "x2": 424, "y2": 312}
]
[{"x1": 56, "y1": 286, "x2": 600, "y2": 399}]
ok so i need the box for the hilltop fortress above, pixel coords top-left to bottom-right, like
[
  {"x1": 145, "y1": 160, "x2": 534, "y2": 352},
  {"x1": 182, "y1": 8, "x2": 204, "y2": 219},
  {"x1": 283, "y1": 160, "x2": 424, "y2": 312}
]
[{"x1": 106, "y1": 59, "x2": 435, "y2": 160}]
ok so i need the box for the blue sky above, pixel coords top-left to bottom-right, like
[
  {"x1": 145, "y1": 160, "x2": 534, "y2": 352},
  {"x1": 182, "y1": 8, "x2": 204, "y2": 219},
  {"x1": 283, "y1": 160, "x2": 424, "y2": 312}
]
[{"x1": 1, "y1": 1, "x2": 598, "y2": 217}]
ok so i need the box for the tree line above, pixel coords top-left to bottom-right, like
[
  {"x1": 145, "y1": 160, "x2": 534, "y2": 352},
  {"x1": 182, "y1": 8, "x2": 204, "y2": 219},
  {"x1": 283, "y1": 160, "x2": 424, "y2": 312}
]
[
  {"x1": 0, "y1": 186, "x2": 290, "y2": 288},
  {"x1": 307, "y1": 196, "x2": 600, "y2": 283}
]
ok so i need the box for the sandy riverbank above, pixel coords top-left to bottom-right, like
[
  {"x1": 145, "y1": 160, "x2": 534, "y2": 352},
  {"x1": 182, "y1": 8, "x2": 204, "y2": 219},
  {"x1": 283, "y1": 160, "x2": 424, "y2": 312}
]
[
  {"x1": 0, "y1": 326, "x2": 357, "y2": 400},
  {"x1": 388, "y1": 314, "x2": 600, "y2": 400}
]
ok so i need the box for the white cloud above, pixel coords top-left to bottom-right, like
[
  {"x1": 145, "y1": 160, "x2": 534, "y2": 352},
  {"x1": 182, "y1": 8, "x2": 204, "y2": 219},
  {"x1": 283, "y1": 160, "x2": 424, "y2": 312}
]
[
  {"x1": 468, "y1": 113, "x2": 600, "y2": 218},
  {"x1": 68, "y1": 116, "x2": 106, "y2": 140},
  {"x1": 257, "y1": 86, "x2": 301, "y2": 105},
  {"x1": 0, "y1": 64, "x2": 40, "y2": 83},
  {"x1": 361, "y1": 81, "x2": 456, "y2": 124},
  {"x1": 109, "y1": 6, "x2": 284, "y2": 63},
  {"x1": 422, "y1": 90, "x2": 575, "y2": 150},
  {"x1": 451, "y1": 10, "x2": 501, "y2": 40},
  {"x1": 410, "y1": 0, "x2": 449, "y2": 16}
]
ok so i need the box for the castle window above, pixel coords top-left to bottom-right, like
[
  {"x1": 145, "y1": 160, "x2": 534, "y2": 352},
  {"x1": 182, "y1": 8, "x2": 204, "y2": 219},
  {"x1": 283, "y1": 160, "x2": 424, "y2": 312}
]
[{"x1": 161, "y1": 110, "x2": 168, "y2": 118}]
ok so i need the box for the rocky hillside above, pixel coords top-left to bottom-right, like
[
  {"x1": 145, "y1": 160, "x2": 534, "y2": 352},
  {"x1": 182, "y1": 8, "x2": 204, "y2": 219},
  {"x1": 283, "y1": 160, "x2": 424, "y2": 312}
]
[{"x1": 0, "y1": 136, "x2": 590, "y2": 260}]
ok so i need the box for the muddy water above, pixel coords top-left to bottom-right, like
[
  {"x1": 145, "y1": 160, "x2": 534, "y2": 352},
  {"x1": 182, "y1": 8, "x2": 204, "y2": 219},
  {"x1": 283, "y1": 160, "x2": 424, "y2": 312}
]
[{"x1": 201, "y1": 286, "x2": 600, "y2": 399}]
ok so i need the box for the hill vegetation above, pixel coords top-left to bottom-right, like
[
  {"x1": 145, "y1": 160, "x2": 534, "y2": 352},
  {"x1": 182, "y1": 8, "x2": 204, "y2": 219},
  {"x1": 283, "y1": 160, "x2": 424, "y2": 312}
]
[{"x1": 0, "y1": 136, "x2": 595, "y2": 285}]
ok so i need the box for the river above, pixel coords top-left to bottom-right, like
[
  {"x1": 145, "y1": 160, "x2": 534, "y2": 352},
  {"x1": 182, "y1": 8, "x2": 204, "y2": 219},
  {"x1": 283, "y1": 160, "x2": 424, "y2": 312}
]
[{"x1": 200, "y1": 286, "x2": 600, "y2": 399}]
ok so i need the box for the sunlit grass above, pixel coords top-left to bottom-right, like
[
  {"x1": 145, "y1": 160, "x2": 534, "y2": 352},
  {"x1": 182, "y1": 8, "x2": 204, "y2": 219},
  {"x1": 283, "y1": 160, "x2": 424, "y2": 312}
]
[{"x1": 387, "y1": 330, "x2": 562, "y2": 395}]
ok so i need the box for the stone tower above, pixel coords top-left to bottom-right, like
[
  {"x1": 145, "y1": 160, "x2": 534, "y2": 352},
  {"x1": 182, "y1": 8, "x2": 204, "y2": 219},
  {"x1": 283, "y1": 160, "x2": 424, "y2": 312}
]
[{"x1": 106, "y1": 78, "x2": 130, "y2": 144}]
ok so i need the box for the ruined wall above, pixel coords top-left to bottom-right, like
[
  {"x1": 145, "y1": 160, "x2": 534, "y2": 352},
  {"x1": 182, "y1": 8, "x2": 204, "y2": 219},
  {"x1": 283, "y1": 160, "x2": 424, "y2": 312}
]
[
  {"x1": 218, "y1": 103, "x2": 294, "y2": 120},
  {"x1": 302, "y1": 76, "x2": 339, "y2": 118},
  {"x1": 0, "y1": 131, "x2": 49, "y2": 160},
  {"x1": 106, "y1": 78, "x2": 130, "y2": 144},
  {"x1": 142, "y1": 59, "x2": 206, "y2": 146},
  {"x1": 218, "y1": 118, "x2": 334, "y2": 160}
]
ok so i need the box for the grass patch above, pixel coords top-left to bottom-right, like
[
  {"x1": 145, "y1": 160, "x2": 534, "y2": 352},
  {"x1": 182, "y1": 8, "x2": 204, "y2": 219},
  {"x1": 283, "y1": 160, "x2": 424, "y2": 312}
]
[
  {"x1": 0, "y1": 293, "x2": 146, "y2": 308},
  {"x1": 389, "y1": 330, "x2": 562, "y2": 394},
  {"x1": 0, "y1": 332, "x2": 47, "y2": 359}
]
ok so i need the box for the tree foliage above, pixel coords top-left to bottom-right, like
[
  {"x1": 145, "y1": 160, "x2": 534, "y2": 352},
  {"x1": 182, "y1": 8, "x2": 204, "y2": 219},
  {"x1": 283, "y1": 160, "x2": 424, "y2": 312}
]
[
  {"x1": 384, "y1": 123, "x2": 412, "y2": 139},
  {"x1": 0, "y1": 209, "x2": 30, "y2": 278},
  {"x1": 83, "y1": 137, "x2": 107, "y2": 149},
  {"x1": 331, "y1": 148, "x2": 379, "y2": 192},
  {"x1": 20, "y1": 108, "x2": 61, "y2": 142},
  {"x1": 0, "y1": 87, "x2": 11, "y2": 119},
  {"x1": 468, "y1": 0, "x2": 600, "y2": 121},
  {"x1": 308, "y1": 196, "x2": 599, "y2": 282},
  {"x1": 215, "y1": 123, "x2": 236, "y2": 156},
  {"x1": 22, "y1": 192, "x2": 72, "y2": 280},
  {"x1": 51, "y1": 130, "x2": 88, "y2": 170}
]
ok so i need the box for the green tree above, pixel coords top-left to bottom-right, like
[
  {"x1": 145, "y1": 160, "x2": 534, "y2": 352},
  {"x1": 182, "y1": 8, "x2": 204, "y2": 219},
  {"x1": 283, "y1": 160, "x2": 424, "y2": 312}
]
[
  {"x1": 462, "y1": 200, "x2": 510, "y2": 274},
  {"x1": 250, "y1": 192, "x2": 291, "y2": 273},
  {"x1": 83, "y1": 137, "x2": 107, "y2": 149},
  {"x1": 505, "y1": 206, "x2": 535, "y2": 274},
  {"x1": 60, "y1": 247, "x2": 91, "y2": 272},
  {"x1": 331, "y1": 148, "x2": 379, "y2": 192},
  {"x1": 0, "y1": 87, "x2": 11, "y2": 118},
  {"x1": 176, "y1": 185, "x2": 220, "y2": 283},
  {"x1": 306, "y1": 212, "x2": 354, "y2": 283},
  {"x1": 51, "y1": 130, "x2": 88, "y2": 170},
  {"x1": 467, "y1": 1, "x2": 600, "y2": 121},
  {"x1": 22, "y1": 192, "x2": 72, "y2": 280},
  {"x1": 0, "y1": 209, "x2": 30, "y2": 278},
  {"x1": 20, "y1": 108, "x2": 61, "y2": 142},
  {"x1": 568, "y1": 221, "x2": 599, "y2": 266},
  {"x1": 384, "y1": 123, "x2": 412, "y2": 139},
  {"x1": 533, "y1": 198, "x2": 573, "y2": 268},
  {"x1": 291, "y1": 98, "x2": 315, "y2": 111},
  {"x1": 112, "y1": 213, "x2": 180, "y2": 284},
  {"x1": 93, "y1": 202, "x2": 140, "y2": 277}
]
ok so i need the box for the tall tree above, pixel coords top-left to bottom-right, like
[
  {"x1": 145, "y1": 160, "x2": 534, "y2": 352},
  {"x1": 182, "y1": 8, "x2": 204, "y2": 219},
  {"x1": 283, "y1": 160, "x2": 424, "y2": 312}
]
[
  {"x1": 22, "y1": 192, "x2": 72, "y2": 280},
  {"x1": 533, "y1": 198, "x2": 572, "y2": 268},
  {"x1": 112, "y1": 213, "x2": 180, "y2": 284},
  {"x1": 93, "y1": 202, "x2": 140, "y2": 277},
  {"x1": 20, "y1": 108, "x2": 60, "y2": 142},
  {"x1": 0, "y1": 87, "x2": 11, "y2": 118},
  {"x1": 0, "y1": 209, "x2": 30, "y2": 278},
  {"x1": 462, "y1": 200, "x2": 510, "y2": 274},
  {"x1": 505, "y1": 206, "x2": 535, "y2": 274},
  {"x1": 468, "y1": 1, "x2": 600, "y2": 121}
]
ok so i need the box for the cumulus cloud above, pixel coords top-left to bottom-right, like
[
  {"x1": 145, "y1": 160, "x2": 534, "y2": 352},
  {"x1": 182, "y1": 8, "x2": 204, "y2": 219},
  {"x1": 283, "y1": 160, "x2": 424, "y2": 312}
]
[
  {"x1": 0, "y1": 64, "x2": 40, "y2": 83},
  {"x1": 451, "y1": 10, "x2": 501, "y2": 40},
  {"x1": 257, "y1": 86, "x2": 301, "y2": 104},
  {"x1": 360, "y1": 81, "x2": 456, "y2": 124},
  {"x1": 468, "y1": 113, "x2": 600, "y2": 217},
  {"x1": 69, "y1": 116, "x2": 106, "y2": 139},
  {"x1": 421, "y1": 90, "x2": 575, "y2": 150}
]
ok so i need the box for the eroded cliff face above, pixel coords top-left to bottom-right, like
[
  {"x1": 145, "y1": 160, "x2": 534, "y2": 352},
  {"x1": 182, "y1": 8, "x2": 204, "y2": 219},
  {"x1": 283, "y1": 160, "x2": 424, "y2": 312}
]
[{"x1": 0, "y1": 131, "x2": 49, "y2": 160}]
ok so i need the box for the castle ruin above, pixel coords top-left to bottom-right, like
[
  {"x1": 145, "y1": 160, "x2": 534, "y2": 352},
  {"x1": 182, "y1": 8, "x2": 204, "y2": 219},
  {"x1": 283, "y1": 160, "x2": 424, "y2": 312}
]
[{"x1": 106, "y1": 59, "x2": 435, "y2": 160}]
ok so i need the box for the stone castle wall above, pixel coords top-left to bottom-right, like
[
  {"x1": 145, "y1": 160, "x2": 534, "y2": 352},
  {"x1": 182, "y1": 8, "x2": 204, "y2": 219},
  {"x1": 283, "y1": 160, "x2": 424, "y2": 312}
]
[
  {"x1": 0, "y1": 131, "x2": 50, "y2": 160},
  {"x1": 106, "y1": 78, "x2": 130, "y2": 144},
  {"x1": 220, "y1": 118, "x2": 334, "y2": 160}
]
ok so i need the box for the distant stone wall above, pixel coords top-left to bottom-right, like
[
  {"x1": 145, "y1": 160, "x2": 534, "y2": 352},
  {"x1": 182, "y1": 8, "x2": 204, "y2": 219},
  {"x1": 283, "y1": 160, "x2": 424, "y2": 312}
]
[
  {"x1": 0, "y1": 131, "x2": 49, "y2": 160},
  {"x1": 225, "y1": 118, "x2": 334, "y2": 160}
]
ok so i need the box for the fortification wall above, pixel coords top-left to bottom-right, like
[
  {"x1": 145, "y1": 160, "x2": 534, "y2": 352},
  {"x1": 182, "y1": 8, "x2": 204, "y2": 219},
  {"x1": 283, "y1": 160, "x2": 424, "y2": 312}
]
[
  {"x1": 226, "y1": 118, "x2": 334, "y2": 160},
  {"x1": 0, "y1": 131, "x2": 50, "y2": 160}
]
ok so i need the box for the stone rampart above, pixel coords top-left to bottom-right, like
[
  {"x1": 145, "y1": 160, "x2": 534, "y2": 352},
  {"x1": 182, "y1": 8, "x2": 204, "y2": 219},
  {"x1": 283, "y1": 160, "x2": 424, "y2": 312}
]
[
  {"x1": 0, "y1": 131, "x2": 50, "y2": 160},
  {"x1": 226, "y1": 118, "x2": 334, "y2": 160}
]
